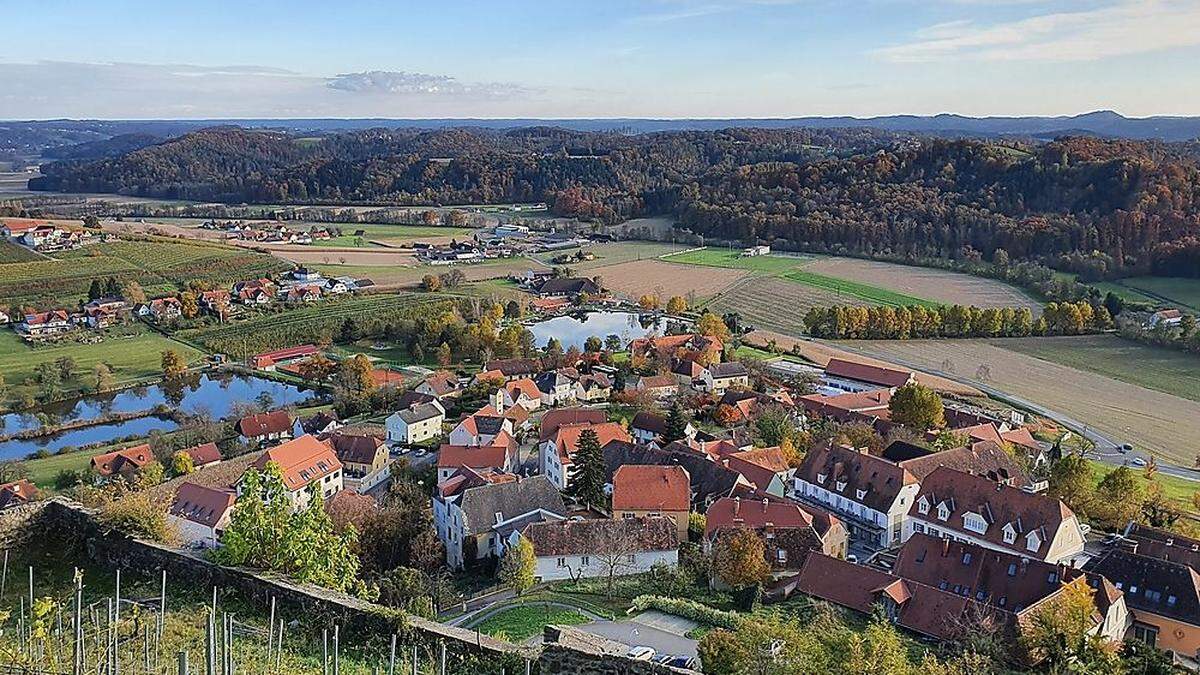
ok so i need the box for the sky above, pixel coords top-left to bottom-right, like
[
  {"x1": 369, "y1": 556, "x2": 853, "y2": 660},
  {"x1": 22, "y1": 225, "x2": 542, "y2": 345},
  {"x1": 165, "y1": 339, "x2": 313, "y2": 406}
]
[{"x1": 2, "y1": 0, "x2": 1199, "y2": 119}]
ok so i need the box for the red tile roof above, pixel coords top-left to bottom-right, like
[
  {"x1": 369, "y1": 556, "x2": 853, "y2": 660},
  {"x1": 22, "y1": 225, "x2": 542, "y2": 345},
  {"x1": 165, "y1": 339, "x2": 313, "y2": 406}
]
[
  {"x1": 0, "y1": 479, "x2": 37, "y2": 509},
  {"x1": 423, "y1": 370, "x2": 461, "y2": 396},
  {"x1": 724, "y1": 447, "x2": 790, "y2": 492},
  {"x1": 437, "y1": 444, "x2": 512, "y2": 474},
  {"x1": 612, "y1": 465, "x2": 690, "y2": 512},
  {"x1": 824, "y1": 358, "x2": 914, "y2": 388},
  {"x1": 169, "y1": 482, "x2": 235, "y2": 528},
  {"x1": 183, "y1": 442, "x2": 222, "y2": 467},
  {"x1": 250, "y1": 344, "x2": 318, "y2": 368},
  {"x1": 704, "y1": 495, "x2": 816, "y2": 539},
  {"x1": 505, "y1": 377, "x2": 541, "y2": 401},
  {"x1": 236, "y1": 410, "x2": 292, "y2": 438},
  {"x1": 91, "y1": 444, "x2": 154, "y2": 477},
  {"x1": 548, "y1": 422, "x2": 631, "y2": 465},
  {"x1": 251, "y1": 435, "x2": 341, "y2": 492},
  {"x1": 539, "y1": 408, "x2": 608, "y2": 441},
  {"x1": 794, "y1": 442, "x2": 917, "y2": 513}
]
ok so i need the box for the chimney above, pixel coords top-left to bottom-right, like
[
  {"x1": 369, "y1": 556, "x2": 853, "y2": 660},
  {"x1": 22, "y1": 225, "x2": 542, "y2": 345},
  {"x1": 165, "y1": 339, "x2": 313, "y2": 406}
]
[
  {"x1": 733, "y1": 497, "x2": 741, "y2": 519},
  {"x1": 762, "y1": 498, "x2": 770, "y2": 513}
]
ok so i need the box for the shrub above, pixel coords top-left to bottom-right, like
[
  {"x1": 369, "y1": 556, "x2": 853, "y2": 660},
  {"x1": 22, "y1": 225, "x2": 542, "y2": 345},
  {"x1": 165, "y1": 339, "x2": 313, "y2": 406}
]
[
  {"x1": 630, "y1": 595, "x2": 742, "y2": 630},
  {"x1": 100, "y1": 490, "x2": 178, "y2": 544}
]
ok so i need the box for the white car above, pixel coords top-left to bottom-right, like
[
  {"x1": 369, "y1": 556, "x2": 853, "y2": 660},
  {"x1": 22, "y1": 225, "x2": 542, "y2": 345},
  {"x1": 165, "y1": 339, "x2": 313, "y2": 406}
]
[
  {"x1": 1131, "y1": 457, "x2": 1147, "y2": 467},
  {"x1": 627, "y1": 646, "x2": 655, "y2": 661}
]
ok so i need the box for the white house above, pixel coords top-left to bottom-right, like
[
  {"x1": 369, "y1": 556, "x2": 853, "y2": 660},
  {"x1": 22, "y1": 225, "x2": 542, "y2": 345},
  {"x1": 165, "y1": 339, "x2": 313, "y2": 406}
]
[
  {"x1": 433, "y1": 475, "x2": 566, "y2": 569},
  {"x1": 386, "y1": 401, "x2": 446, "y2": 445},
  {"x1": 534, "y1": 370, "x2": 576, "y2": 407},
  {"x1": 499, "y1": 378, "x2": 542, "y2": 411},
  {"x1": 905, "y1": 466, "x2": 1086, "y2": 565},
  {"x1": 521, "y1": 516, "x2": 679, "y2": 582},
  {"x1": 538, "y1": 422, "x2": 631, "y2": 490},
  {"x1": 168, "y1": 483, "x2": 235, "y2": 549},
  {"x1": 700, "y1": 362, "x2": 750, "y2": 395},
  {"x1": 246, "y1": 435, "x2": 343, "y2": 512},
  {"x1": 448, "y1": 406, "x2": 514, "y2": 447}
]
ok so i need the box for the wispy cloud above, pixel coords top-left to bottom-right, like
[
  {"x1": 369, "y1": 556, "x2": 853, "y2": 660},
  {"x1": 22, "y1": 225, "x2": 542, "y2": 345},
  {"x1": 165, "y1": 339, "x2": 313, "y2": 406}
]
[
  {"x1": 629, "y1": 0, "x2": 803, "y2": 24},
  {"x1": 326, "y1": 71, "x2": 535, "y2": 99},
  {"x1": 877, "y1": 0, "x2": 1200, "y2": 62}
]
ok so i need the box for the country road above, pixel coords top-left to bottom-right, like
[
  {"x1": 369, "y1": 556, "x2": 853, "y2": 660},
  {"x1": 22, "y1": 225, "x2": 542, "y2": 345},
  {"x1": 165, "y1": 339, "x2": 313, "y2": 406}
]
[{"x1": 816, "y1": 338, "x2": 1200, "y2": 483}]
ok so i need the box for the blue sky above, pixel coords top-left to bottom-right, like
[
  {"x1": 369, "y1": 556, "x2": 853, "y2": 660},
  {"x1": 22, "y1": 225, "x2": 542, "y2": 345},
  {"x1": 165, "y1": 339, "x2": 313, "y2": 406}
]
[{"x1": 2, "y1": 0, "x2": 1198, "y2": 119}]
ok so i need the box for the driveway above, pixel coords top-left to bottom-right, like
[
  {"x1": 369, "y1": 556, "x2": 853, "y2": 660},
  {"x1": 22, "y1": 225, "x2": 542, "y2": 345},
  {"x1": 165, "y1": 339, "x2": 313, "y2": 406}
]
[{"x1": 578, "y1": 611, "x2": 699, "y2": 659}]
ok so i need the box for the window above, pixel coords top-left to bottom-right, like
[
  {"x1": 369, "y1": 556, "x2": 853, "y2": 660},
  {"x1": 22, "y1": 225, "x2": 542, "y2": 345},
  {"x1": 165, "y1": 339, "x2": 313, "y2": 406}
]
[
  {"x1": 937, "y1": 503, "x2": 950, "y2": 522},
  {"x1": 856, "y1": 489, "x2": 867, "y2": 500},
  {"x1": 975, "y1": 590, "x2": 986, "y2": 601},
  {"x1": 1130, "y1": 585, "x2": 1139, "y2": 595},
  {"x1": 913, "y1": 523, "x2": 925, "y2": 534},
  {"x1": 998, "y1": 597, "x2": 1007, "y2": 608},
  {"x1": 938, "y1": 581, "x2": 948, "y2": 591},
  {"x1": 836, "y1": 481, "x2": 847, "y2": 492},
  {"x1": 580, "y1": 556, "x2": 590, "y2": 566},
  {"x1": 817, "y1": 473, "x2": 827, "y2": 484},
  {"x1": 1133, "y1": 623, "x2": 1158, "y2": 648},
  {"x1": 625, "y1": 554, "x2": 636, "y2": 563},
  {"x1": 963, "y1": 513, "x2": 986, "y2": 534},
  {"x1": 1048, "y1": 572, "x2": 1058, "y2": 584},
  {"x1": 1026, "y1": 531, "x2": 1041, "y2": 552},
  {"x1": 914, "y1": 549, "x2": 926, "y2": 563},
  {"x1": 1168, "y1": 595, "x2": 1177, "y2": 607},
  {"x1": 917, "y1": 497, "x2": 929, "y2": 515},
  {"x1": 1006, "y1": 563, "x2": 1017, "y2": 577},
  {"x1": 962, "y1": 552, "x2": 972, "y2": 565},
  {"x1": 556, "y1": 557, "x2": 566, "y2": 568},
  {"x1": 1145, "y1": 589, "x2": 1162, "y2": 603},
  {"x1": 1002, "y1": 526, "x2": 1016, "y2": 545}
]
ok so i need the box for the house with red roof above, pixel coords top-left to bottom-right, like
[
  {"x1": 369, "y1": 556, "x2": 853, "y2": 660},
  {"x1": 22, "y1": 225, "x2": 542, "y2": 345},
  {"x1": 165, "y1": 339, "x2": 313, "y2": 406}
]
[
  {"x1": 499, "y1": 377, "x2": 542, "y2": 411},
  {"x1": 436, "y1": 443, "x2": 518, "y2": 482},
  {"x1": 416, "y1": 370, "x2": 463, "y2": 399},
  {"x1": 449, "y1": 404, "x2": 515, "y2": 448},
  {"x1": 705, "y1": 494, "x2": 848, "y2": 573},
  {"x1": 823, "y1": 358, "x2": 916, "y2": 392},
  {"x1": 168, "y1": 483, "x2": 235, "y2": 549},
  {"x1": 91, "y1": 444, "x2": 154, "y2": 482},
  {"x1": 182, "y1": 442, "x2": 222, "y2": 469},
  {"x1": 523, "y1": 516, "x2": 679, "y2": 582},
  {"x1": 17, "y1": 310, "x2": 72, "y2": 339},
  {"x1": 629, "y1": 333, "x2": 723, "y2": 363},
  {"x1": 539, "y1": 421, "x2": 632, "y2": 490},
  {"x1": 248, "y1": 434, "x2": 343, "y2": 510},
  {"x1": 634, "y1": 374, "x2": 679, "y2": 399},
  {"x1": 723, "y1": 447, "x2": 793, "y2": 497},
  {"x1": 248, "y1": 344, "x2": 320, "y2": 371},
  {"x1": 0, "y1": 479, "x2": 38, "y2": 511},
  {"x1": 235, "y1": 410, "x2": 293, "y2": 445},
  {"x1": 612, "y1": 465, "x2": 690, "y2": 541}
]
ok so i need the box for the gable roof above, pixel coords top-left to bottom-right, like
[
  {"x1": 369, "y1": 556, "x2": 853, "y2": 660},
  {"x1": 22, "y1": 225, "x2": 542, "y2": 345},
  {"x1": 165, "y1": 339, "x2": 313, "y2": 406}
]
[
  {"x1": 909, "y1": 466, "x2": 1075, "y2": 557},
  {"x1": 504, "y1": 377, "x2": 541, "y2": 400},
  {"x1": 539, "y1": 408, "x2": 608, "y2": 441},
  {"x1": 169, "y1": 482, "x2": 235, "y2": 528},
  {"x1": 484, "y1": 358, "x2": 540, "y2": 377},
  {"x1": 795, "y1": 442, "x2": 916, "y2": 512},
  {"x1": 1085, "y1": 547, "x2": 1200, "y2": 626},
  {"x1": 183, "y1": 442, "x2": 222, "y2": 467},
  {"x1": 603, "y1": 440, "x2": 749, "y2": 507},
  {"x1": 824, "y1": 358, "x2": 915, "y2": 388},
  {"x1": 251, "y1": 435, "x2": 342, "y2": 491},
  {"x1": 392, "y1": 402, "x2": 444, "y2": 425},
  {"x1": 707, "y1": 362, "x2": 748, "y2": 379},
  {"x1": 422, "y1": 370, "x2": 461, "y2": 396},
  {"x1": 236, "y1": 410, "x2": 292, "y2": 437},
  {"x1": 631, "y1": 411, "x2": 667, "y2": 436},
  {"x1": 612, "y1": 465, "x2": 690, "y2": 512},
  {"x1": 897, "y1": 440, "x2": 1030, "y2": 486},
  {"x1": 535, "y1": 277, "x2": 600, "y2": 296},
  {"x1": 548, "y1": 422, "x2": 632, "y2": 464},
  {"x1": 705, "y1": 495, "x2": 819, "y2": 539},
  {"x1": 0, "y1": 480, "x2": 37, "y2": 509},
  {"x1": 91, "y1": 444, "x2": 154, "y2": 477},
  {"x1": 724, "y1": 447, "x2": 790, "y2": 492},
  {"x1": 457, "y1": 475, "x2": 566, "y2": 536},
  {"x1": 523, "y1": 516, "x2": 677, "y2": 557},
  {"x1": 324, "y1": 433, "x2": 385, "y2": 465},
  {"x1": 636, "y1": 374, "x2": 677, "y2": 390},
  {"x1": 437, "y1": 444, "x2": 512, "y2": 474}
]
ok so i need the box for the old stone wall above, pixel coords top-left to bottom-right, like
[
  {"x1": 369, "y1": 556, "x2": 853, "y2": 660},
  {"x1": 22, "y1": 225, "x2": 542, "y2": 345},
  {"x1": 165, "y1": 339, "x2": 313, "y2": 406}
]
[{"x1": 538, "y1": 627, "x2": 699, "y2": 674}]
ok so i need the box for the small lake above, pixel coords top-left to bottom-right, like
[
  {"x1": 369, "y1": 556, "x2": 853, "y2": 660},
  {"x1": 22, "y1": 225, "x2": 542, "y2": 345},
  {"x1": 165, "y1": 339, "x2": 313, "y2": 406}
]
[
  {"x1": 0, "y1": 373, "x2": 314, "y2": 460},
  {"x1": 527, "y1": 311, "x2": 673, "y2": 351}
]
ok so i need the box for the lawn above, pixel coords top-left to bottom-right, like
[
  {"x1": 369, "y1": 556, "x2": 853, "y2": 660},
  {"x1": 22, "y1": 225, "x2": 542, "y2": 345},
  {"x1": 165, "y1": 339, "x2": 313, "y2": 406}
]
[
  {"x1": 0, "y1": 329, "x2": 205, "y2": 409},
  {"x1": 0, "y1": 240, "x2": 41, "y2": 263},
  {"x1": 662, "y1": 248, "x2": 811, "y2": 274},
  {"x1": 999, "y1": 335, "x2": 1200, "y2": 403},
  {"x1": 309, "y1": 224, "x2": 474, "y2": 247},
  {"x1": 782, "y1": 270, "x2": 938, "y2": 308},
  {"x1": 474, "y1": 604, "x2": 591, "y2": 641},
  {"x1": 1086, "y1": 460, "x2": 1199, "y2": 515}
]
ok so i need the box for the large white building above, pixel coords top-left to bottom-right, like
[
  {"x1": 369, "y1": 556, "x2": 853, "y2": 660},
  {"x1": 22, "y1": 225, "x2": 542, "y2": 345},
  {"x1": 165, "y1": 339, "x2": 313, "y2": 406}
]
[
  {"x1": 247, "y1": 434, "x2": 343, "y2": 512},
  {"x1": 385, "y1": 401, "x2": 445, "y2": 445},
  {"x1": 168, "y1": 483, "x2": 235, "y2": 549},
  {"x1": 521, "y1": 516, "x2": 679, "y2": 582}
]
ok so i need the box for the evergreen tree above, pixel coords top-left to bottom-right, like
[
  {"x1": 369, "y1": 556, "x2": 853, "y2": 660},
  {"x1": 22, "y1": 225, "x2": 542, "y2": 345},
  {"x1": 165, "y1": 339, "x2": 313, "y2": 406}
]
[
  {"x1": 664, "y1": 403, "x2": 688, "y2": 442},
  {"x1": 565, "y1": 429, "x2": 606, "y2": 509}
]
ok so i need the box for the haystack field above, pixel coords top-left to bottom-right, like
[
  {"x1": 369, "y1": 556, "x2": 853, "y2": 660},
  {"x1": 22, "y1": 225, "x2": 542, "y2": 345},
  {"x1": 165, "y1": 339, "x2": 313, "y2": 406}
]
[
  {"x1": 839, "y1": 339, "x2": 1200, "y2": 464},
  {"x1": 804, "y1": 257, "x2": 1041, "y2": 311}
]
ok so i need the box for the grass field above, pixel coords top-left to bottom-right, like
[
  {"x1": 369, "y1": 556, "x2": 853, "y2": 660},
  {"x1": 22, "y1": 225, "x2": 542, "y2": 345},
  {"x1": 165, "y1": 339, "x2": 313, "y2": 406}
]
[
  {"x1": 1001, "y1": 335, "x2": 1200, "y2": 403},
  {"x1": 1112, "y1": 277, "x2": 1200, "y2": 311},
  {"x1": 312, "y1": 257, "x2": 531, "y2": 288},
  {"x1": 1086, "y1": 459, "x2": 1199, "y2": 515},
  {"x1": 0, "y1": 238, "x2": 289, "y2": 306},
  {"x1": 802, "y1": 257, "x2": 1041, "y2": 311},
  {"x1": 474, "y1": 604, "x2": 591, "y2": 641},
  {"x1": 662, "y1": 248, "x2": 812, "y2": 274},
  {"x1": 783, "y1": 270, "x2": 938, "y2": 307},
  {"x1": 0, "y1": 240, "x2": 41, "y2": 263},
  {"x1": 0, "y1": 329, "x2": 204, "y2": 409},
  {"x1": 707, "y1": 276, "x2": 861, "y2": 334},
  {"x1": 537, "y1": 241, "x2": 687, "y2": 272},
  {"x1": 837, "y1": 338, "x2": 1200, "y2": 465}
]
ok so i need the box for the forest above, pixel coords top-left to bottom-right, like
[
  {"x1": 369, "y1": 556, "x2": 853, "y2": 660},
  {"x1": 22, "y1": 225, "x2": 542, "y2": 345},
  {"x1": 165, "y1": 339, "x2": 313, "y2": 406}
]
[{"x1": 29, "y1": 127, "x2": 1200, "y2": 278}]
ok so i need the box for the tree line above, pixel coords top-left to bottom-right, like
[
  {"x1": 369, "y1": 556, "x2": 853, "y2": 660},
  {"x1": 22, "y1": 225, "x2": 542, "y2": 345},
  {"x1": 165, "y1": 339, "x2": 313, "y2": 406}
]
[{"x1": 802, "y1": 300, "x2": 1111, "y2": 340}]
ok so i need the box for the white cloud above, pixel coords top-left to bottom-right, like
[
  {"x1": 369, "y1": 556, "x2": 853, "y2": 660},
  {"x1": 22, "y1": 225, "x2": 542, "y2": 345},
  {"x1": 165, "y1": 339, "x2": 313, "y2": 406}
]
[
  {"x1": 629, "y1": 0, "x2": 804, "y2": 23},
  {"x1": 326, "y1": 71, "x2": 534, "y2": 98},
  {"x1": 877, "y1": 0, "x2": 1200, "y2": 62}
]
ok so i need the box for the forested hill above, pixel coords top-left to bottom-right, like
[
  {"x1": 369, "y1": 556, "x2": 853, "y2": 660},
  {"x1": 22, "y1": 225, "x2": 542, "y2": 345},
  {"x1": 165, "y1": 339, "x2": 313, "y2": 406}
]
[{"x1": 29, "y1": 127, "x2": 1200, "y2": 278}]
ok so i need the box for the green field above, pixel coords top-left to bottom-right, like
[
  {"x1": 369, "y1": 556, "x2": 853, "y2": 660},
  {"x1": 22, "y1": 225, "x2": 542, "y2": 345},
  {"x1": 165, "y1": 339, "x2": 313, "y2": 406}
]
[
  {"x1": 0, "y1": 238, "x2": 289, "y2": 306},
  {"x1": 474, "y1": 604, "x2": 590, "y2": 641},
  {"x1": 309, "y1": 224, "x2": 475, "y2": 247},
  {"x1": 0, "y1": 240, "x2": 41, "y2": 263},
  {"x1": 0, "y1": 329, "x2": 205, "y2": 409},
  {"x1": 782, "y1": 270, "x2": 939, "y2": 308},
  {"x1": 999, "y1": 334, "x2": 1200, "y2": 403},
  {"x1": 662, "y1": 248, "x2": 812, "y2": 274},
  {"x1": 1087, "y1": 460, "x2": 1199, "y2": 516},
  {"x1": 1113, "y1": 277, "x2": 1200, "y2": 311},
  {"x1": 181, "y1": 293, "x2": 452, "y2": 357}
]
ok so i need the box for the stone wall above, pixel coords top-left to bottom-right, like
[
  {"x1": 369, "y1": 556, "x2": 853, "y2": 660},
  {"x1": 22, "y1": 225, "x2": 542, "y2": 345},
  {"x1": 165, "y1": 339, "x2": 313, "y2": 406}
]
[{"x1": 3, "y1": 498, "x2": 702, "y2": 674}]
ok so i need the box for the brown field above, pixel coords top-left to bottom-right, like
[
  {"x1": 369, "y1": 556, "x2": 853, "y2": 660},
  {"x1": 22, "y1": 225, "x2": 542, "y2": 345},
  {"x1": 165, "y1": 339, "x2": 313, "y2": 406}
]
[
  {"x1": 597, "y1": 258, "x2": 747, "y2": 301},
  {"x1": 837, "y1": 339, "x2": 1200, "y2": 465},
  {"x1": 804, "y1": 257, "x2": 1041, "y2": 311},
  {"x1": 100, "y1": 219, "x2": 228, "y2": 241},
  {"x1": 313, "y1": 258, "x2": 532, "y2": 288},
  {"x1": 538, "y1": 241, "x2": 689, "y2": 272},
  {"x1": 706, "y1": 276, "x2": 871, "y2": 335},
  {"x1": 741, "y1": 330, "x2": 982, "y2": 397},
  {"x1": 254, "y1": 246, "x2": 421, "y2": 266}
]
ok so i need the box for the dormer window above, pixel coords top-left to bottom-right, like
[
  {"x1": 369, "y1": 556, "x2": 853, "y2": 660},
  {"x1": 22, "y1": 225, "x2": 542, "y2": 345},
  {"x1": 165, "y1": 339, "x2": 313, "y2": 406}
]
[
  {"x1": 917, "y1": 496, "x2": 929, "y2": 515},
  {"x1": 856, "y1": 489, "x2": 867, "y2": 500},
  {"x1": 1026, "y1": 531, "x2": 1041, "y2": 552},
  {"x1": 1002, "y1": 524, "x2": 1016, "y2": 545},
  {"x1": 817, "y1": 473, "x2": 827, "y2": 484},
  {"x1": 936, "y1": 503, "x2": 950, "y2": 522},
  {"x1": 963, "y1": 513, "x2": 987, "y2": 534},
  {"x1": 835, "y1": 481, "x2": 847, "y2": 492}
]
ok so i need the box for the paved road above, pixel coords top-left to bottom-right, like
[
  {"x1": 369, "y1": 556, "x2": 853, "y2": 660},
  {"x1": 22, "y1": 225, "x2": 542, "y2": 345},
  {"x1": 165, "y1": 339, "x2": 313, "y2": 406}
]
[
  {"x1": 818, "y1": 338, "x2": 1200, "y2": 483},
  {"x1": 580, "y1": 618, "x2": 698, "y2": 660}
]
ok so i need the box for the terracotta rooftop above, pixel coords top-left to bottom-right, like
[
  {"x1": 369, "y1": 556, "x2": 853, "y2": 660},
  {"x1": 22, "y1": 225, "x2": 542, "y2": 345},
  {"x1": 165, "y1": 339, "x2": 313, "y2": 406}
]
[
  {"x1": 612, "y1": 465, "x2": 690, "y2": 512},
  {"x1": 169, "y1": 482, "x2": 235, "y2": 528},
  {"x1": 251, "y1": 435, "x2": 341, "y2": 491},
  {"x1": 824, "y1": 358, "x2": 915, "y2": 388},
  {"x1": 236, "y1": 410, "x2": 292, "y2": 438},
  {"x1": 91, "y1": 444, "x2": 154, "y2": 478}
]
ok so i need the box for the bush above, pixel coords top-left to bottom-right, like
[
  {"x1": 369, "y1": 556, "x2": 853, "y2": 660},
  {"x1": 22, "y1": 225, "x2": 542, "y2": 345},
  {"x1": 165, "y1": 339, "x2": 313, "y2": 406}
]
[
  {"x1": 99, "y1": 490, "x2": 178, "y2": 544},
  {"x1": 630, "y1": 595, "x2": 742, "y2": 630}
]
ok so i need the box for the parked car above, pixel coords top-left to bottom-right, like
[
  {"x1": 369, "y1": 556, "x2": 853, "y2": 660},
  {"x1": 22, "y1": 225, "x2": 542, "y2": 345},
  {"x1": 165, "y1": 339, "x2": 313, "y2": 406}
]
[
  {"x1": 1119, "y1": 443, "x2": 1133, "y2": 454},
  {"x1": 627, "y1": 646, "x2": 655, "y2": 661}
]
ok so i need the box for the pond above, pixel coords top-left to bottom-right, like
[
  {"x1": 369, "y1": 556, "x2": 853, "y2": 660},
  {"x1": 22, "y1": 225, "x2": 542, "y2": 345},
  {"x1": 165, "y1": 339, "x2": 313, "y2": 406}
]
[
  {"x1": 0, "y1": 373, "x2": 313, "y2": 435},
  {"x1": 527, "y1": 311, "x2": 674, "y2": 351},
  {"x1": 0, "y1": 415, "x2": 182, "y2": 460}
]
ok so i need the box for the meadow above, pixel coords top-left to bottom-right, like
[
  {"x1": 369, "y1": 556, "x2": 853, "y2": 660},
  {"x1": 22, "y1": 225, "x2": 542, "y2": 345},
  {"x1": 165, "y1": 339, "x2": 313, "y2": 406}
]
[
  {"x1": 1109, "y1": 276, "x2": 1200, "y2": 311},
  {"x1": 782, "y1": 270, "x2": 937, "y2": 307},
  {"x1": 0, "y1": 240, "x2": 42, "y2": 262},
  {"x1": 661, "y1": 248, "x2": 812, "y2": 274},
  {"x1": 0, "y1": 329, "x2": 204, "y2": 409}
]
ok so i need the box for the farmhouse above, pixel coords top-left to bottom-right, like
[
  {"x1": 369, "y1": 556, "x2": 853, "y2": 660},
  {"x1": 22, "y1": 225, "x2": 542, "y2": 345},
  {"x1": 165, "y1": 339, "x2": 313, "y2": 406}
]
[
  {"x1": 522, "y1": 516, "x2": 678, "y2": 582},
  {"x1": 235, "y1": 410, "x2": 293, "y2": 444},
  {"x1": 823, "y1": 358, "x2": 916, "y2": 392},
  {"x1": 324, "y1": 432, "x2": 388, "y2": 478},
  {"x1": 181, "y1": 442, "x2": 222, "y2": 469},
  {"x1": 539, "y1": 421, "x2": 631, "y2": 490},
  {"x1": 629, "y1": 333, "x2": 723, "y2": 363},
  {"x1": 1148, "y1": 309, "x2": 1184, "y2": 329},
  {"x1": 436, "y1": 443, "x2": 518, "y2": 483},
  {"x1": 482, "y1": 358, "x2": 541, "y2": 381},
  {"x1": 90, "y1": 444, "x2": 154, "y2": 482},
  {"x1": 0, "y1": 480, "x2": 38, "y2": 511},
  {"x1": 17, "y1": 310, "x2": 72, "y2": 338},
  {"x1": 168, "y1": 483, "x2": 235, "y2": 549},
  {"x1": 498, "y1": 378, "x2": 542, "y2": 411},
  {"x1": 533, "y1": 277, "x2": 601, "y2": 298},
  {"x1": 635, "y1": 374, "x2": 678, "y2": 399},
  {"x1": 137, "y1": 297, "x2": 182, "y2": 322},
  {"x1": 700, "y1": 361, "x2": 750, "y2": 394},
  {"x1": 248, "y1": 344, "x2": 319, "y2": 371},
  {"x1": 416, "y1": 370, "x2": 464, "y2": 399},
  {"x1": 386, "y1": 400, "x2": 446, "y2": 445}
]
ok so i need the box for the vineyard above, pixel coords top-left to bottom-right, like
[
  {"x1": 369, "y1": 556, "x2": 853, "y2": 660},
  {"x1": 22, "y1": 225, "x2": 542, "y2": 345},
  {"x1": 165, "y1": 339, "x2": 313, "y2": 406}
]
[
  {"x1": 0, "y1": 240, "x2": 42, "y2": 263},
  {"x1": 0, "y1": 238, "x2": 290, "y2": 307},
  {"x1": 181, "y1": 293, "x2": 453, "y2": 357}
]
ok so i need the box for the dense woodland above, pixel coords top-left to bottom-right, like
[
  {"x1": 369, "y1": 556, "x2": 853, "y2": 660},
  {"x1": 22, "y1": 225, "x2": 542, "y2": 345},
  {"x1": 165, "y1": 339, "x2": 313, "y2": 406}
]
[{"x1": 31, "y1": 127, "x2": 1200, "y2": 278}]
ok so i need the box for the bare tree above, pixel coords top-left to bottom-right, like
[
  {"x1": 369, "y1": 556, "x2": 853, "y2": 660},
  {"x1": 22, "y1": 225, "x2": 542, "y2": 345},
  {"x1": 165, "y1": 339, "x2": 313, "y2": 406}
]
[{"x1": 591, "y1": 524, "x2": 642, "y2": 599}]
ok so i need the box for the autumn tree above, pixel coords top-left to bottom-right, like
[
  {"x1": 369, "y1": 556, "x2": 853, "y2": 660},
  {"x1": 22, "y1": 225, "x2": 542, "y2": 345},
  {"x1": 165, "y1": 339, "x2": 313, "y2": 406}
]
[
  {"x1": 421, "y1": 274, "x2": 442, "y2": 292},
  {"x1": 170, "y1": 450, "x2": 195, "y2": 477},
  {"x1": 437, "y1": 342, "x2": 452, "y2": 367},
  {"x1": 638, "y1": 294, "x2": 660, "y2": 310},
  {"x1": 887, "y1": 382, "x2": 944, "y2": 429},
  {"x1": 565, "y1": 429, "x2": 606, "y2": 509},
  {"x1": 754, "y1": 405, "x2": 794, "y2": 447},
  {"x1": 160, "y1": 349, "x2": 187, "y2": 380},
  {"x1": 121, "y1": 281, "x2": 147, "y2": 305},
  {"x1": 1020, "y1": 578, "x2": 1118, "y2": 669},
  {"x1": 498, "y1": 535, "x2": 536, "y2": 595},
  {"x1": 336, "y1": 353, "x2": 377, "y2": 397},
  {"x1": 666, "y1": 295, "x2": 688, "y2": 315},
  {"x1": 296, "y1": 354, "x2": 337, "y2": 381},
  {"x1": 697, "y1": 311, "x2": 731, "y2": 341},
  {"x1": 92, "y1": 363, "x2": 115, "y2": 392},
  {"x1": 713, "y1": 403, "x2": 739, "y2": 427},
  {"x1": 1047, "y1": 454, "x2": 1095, "y2": 517},
  {"x1": 712, "y1": 529, "x2": 769, "y2": 589},
  {"x1": 1094, "y1": 466, "x2": 1143, "y2": 527},
  {"x1": 180, "y1": 291, "x2": 199, "y2": 319}
]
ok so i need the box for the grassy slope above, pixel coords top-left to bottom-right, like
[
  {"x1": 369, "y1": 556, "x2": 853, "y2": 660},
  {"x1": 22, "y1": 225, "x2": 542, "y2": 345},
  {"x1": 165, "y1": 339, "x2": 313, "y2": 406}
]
[
  {"x1": 662, "y1": 248, "x2": 811, "y2": 274},
  {"x1": 1115, "y1": 277, "x2": 1200, "y2": 311},
  {"x1": 998, "y1": 335, "x2": 1200, "y2": 403},
  {"x1": 474, "y1": 604, "x2": 590, "y2": 641},
  {"x1": 1086, "y1": 459, "x2": 1198, "y2": 515},
  {"x1": 0, "y1": 329, "x2": 204, "y2": 408},
  {"x1": 782, "y1": 270, "x2": 939, "y2": 308}
]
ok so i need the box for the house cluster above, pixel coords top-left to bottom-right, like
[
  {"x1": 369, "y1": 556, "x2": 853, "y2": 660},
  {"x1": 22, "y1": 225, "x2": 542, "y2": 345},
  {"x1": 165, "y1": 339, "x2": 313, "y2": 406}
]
[
  {"x1": 1, "y1": 218, "x2": 95, "y2": 252},
  {"x1": 475, "y1": 226, "x2": 589, "y2": 253},
  {"x1": 14, "y1": 297, "x2": 135, "y2": 340},
  {"x1": 630, "y1": 333, "x2": 750, "y2": 397},
  {"x1": 199, "y1": 219, "x2": 338, "y2": 245},
  {"x1": 414, "y1": 239, "x2": 515, "y2": 265}
]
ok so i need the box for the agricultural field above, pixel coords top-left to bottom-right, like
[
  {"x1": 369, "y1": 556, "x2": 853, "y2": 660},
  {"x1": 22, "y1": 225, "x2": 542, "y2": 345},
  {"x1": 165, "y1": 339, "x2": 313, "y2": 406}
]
[
  {"x1": 0, "y1": 238, "x2": 290, "y2": 306},
  {"x1": 1000, "y1": 335, "x2": 1200, "y2": 403},
  {"x1": 0, "y1": 240, "x2": 42, "y2": 262},
  {"x1": 662, "y1": 248, "x2": 812, "y2": 274},
  {"x1": 596, "y1": 258, "x2": 748, "y2": 301},
  {"x1": 781, "y1": 270, "x2": 936, "y2": 307},
  {"x1": 536, "y1": 241, "x2": 687, "y2": 272},
  {"x1": 706, "y1": 276, "x2": 861, "y2": 334},
  {"x1": 0, "y1": 329, "x2": 204, "y2": 409},
  {"x1": 836, "y1": 338, "x2": 1200, "y2": 466},
  {"x1": 1107, "y1": 276, "x2": 1200, "y2": 311},
  {"x1": 801, "y1": 257, "x2": 1041, "y2": 311},
  {"x1": 180, "y1": 293, "x2": 452, "y2": 357},
  {"x1": 312, "y1": 257, "x2": 531, "y2": 289}
]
